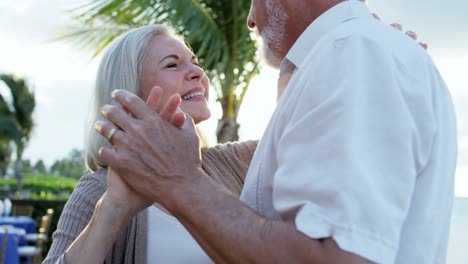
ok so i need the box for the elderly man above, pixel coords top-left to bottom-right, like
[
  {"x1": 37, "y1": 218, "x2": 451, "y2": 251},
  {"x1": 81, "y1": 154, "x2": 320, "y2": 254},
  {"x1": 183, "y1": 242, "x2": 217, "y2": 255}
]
[{"x1": 99, "y1": 0, "x2": 457, "y2": 263}]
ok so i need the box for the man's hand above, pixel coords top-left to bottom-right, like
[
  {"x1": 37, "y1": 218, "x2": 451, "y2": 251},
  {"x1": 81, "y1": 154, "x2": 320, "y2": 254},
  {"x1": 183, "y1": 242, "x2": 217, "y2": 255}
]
[
  {"x1": 93, "y1": 86, "x2": 187, "y2": 216},
  {"x1": 95, "y1": 87, "x2": 203, "y2": 206}
]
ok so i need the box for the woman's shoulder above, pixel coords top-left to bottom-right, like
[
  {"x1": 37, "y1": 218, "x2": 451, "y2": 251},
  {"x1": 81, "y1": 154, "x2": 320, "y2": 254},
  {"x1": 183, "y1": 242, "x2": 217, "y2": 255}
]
[
  {"x1": 201, "y1": 140, "x2": 258, "y2": 195},
  {"x1": 72, "y1": 169, "x2": 108, "y2": 197},
  {"x1": 203, "y1": 140, "x2": 258, "y2": 158},
  {"x1": 59, "y1": 169, "x2": 108, "y2": 222}
]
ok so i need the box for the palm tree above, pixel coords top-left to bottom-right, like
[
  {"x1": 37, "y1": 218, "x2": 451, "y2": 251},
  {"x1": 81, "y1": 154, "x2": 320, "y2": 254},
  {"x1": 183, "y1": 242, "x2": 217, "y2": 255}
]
[
  {"x1": 0, "y1": 90, "x2": 20, "y2": 178},
  {"x1": 61, "y1": 0, "x2": 260, "y2": 142},
  {"x1": 0, "y1": 140, "x2": 13, "y2": 178},
  {"x1": 0, "y1": 74, "x2": 36, "y2": 190}
]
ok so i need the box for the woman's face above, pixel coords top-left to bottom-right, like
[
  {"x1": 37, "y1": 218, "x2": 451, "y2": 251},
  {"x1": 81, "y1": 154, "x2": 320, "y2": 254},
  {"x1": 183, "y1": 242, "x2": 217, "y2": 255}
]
[{"x1": 140, "y1": 35, "x2": 210, "y2": 124}]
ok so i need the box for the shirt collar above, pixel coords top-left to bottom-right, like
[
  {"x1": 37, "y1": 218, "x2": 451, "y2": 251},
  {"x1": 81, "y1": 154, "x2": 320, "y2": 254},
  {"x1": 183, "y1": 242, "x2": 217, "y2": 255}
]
[{"x1": 282, "y1": 0, "x2": 371, "y2": 71}]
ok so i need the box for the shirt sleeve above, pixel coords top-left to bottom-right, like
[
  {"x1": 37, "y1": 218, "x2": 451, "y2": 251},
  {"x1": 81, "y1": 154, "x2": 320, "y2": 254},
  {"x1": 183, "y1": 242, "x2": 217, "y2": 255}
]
[
  {"x1": 273, "y1": 35, "x2": 433, "y2": 263},
  {"x1": 216, "y1": 140, "x2": 258, "y2": 181},
  {"x1": 42, "y1": 172, "x2": 106, "y2": 264},
  {"x1": 202, "y1": 140, "x2": 258, "y2": 195}
]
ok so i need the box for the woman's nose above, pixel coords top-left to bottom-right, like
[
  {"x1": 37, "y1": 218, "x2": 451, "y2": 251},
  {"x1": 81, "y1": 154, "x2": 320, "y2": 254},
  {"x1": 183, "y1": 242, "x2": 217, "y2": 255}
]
[{"x1": 186, "y1": 64, "x2": 203, "y2": 80}]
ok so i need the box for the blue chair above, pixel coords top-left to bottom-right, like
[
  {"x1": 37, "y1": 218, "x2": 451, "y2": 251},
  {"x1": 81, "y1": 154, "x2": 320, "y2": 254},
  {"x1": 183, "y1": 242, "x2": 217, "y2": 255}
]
[
  {"x1": 0, "y1": 227, "x2": 8, "y2": 264},
  {"x1": 0, "y1": 228, "x2": 20, "y2": 264}
]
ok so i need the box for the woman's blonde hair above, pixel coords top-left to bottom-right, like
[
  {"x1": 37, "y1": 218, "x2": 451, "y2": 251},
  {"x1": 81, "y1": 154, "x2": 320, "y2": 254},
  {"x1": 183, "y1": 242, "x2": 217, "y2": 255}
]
[{"x1": 85, "y1": 24, "x2": 181, "y2": 172}]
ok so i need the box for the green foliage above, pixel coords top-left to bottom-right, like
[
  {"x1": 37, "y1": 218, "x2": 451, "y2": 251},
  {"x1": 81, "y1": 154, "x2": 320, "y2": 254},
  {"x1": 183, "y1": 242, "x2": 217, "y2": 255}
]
[
  {"x1": 0, "y1": 141, "x2": 12, "y2": 176},
  {"x1": 0, "y1": 74, "x2": 36, "y2": 191},
  {"x1": 61, "y1": 0, "x2": 260, "y2": 142},
  {"x1": 50, "y1": 149, "x2": 86, "y2": 179},
  {"x1": 33, "y1": 159, "x2": 47, "y2": 174},
  {"x1": 0, "y1": 173, "x2": 78, "y2": 199},
  {"x1": 0, "y1": 74, "x2": 35, "y2": 147},
  {"x1": 21, "y1": 159, "x2": 33, "y2": 174}
]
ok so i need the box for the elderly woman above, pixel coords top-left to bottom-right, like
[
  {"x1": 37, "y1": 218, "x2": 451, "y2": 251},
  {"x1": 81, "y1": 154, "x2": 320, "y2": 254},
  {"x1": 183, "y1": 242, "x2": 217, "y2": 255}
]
[{"x1": 43, "y1": 24, "x2": 256, "y2": 264}]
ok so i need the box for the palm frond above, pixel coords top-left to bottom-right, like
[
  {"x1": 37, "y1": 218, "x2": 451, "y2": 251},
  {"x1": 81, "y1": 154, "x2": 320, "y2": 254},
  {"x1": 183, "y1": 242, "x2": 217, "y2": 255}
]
[
  {"x1": 53, "y1": 25, "x2": 131, "y2": 58},
  {"x1": 63, "y1": 0, "x2": 226, "y2": 68},
  {"x1": 0, "y1": 74, "x2": 35, "y2": 142},
  {"x1": 0, "y1": 117, "x2": 21, "y2": 141},
  {"x1": 59, "y1": 0, "x2": 261, "y2": 142}
]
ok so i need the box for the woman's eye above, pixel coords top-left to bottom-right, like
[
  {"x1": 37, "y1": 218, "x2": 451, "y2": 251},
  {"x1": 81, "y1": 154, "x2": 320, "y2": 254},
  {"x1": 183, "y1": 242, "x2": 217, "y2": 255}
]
[
  {"x1": 166, "y1": 63, "x2": 177, "y2": 68},
  {"x1": 194, "y1": 62, "x2": 204, "y2": 69}
]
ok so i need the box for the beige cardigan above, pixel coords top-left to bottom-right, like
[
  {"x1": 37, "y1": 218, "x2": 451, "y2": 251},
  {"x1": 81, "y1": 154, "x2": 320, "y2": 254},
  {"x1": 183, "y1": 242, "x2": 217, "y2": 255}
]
[{"x1": 43, "y1": 141, "x2": 257, "y2": 264}]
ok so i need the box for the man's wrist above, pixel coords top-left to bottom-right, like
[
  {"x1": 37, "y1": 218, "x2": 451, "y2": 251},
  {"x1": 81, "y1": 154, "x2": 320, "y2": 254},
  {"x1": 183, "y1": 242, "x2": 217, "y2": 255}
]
[{"x1": 162, "y1": 166, "x2": 210, "y2": 215}]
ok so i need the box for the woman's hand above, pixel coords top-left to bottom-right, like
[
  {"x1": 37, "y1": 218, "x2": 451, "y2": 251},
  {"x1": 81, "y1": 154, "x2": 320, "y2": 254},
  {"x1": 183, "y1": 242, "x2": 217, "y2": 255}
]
[
  {"x1": 63, "y1": 170, "x2": 152, "y2": 264},
  {"x1": 373, "y1": 13, "x2": 428, "y2": 50},
  {"x1": 103, "y1": 167, "x2": 152, "y2": 217},
  {"x1": 99, "y1": 86, "x2": 185, "y2": 214}
]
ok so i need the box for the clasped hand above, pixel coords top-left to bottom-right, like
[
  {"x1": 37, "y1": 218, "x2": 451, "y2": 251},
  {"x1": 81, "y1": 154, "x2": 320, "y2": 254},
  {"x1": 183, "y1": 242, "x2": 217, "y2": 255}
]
[{"x1": 95, "y1": 86, "x2": 203, "y2": 212}]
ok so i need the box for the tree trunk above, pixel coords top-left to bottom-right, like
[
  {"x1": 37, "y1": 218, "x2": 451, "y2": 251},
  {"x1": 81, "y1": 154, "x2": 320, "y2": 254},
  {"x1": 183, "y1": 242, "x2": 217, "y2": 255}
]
[
  {"x1": 216, "y1": 117, "x2": 240, "y2": 143},
  {"x1": 15, "y1": 158, "x2": 23, "y2": 191},
  {"x1": 15, "y1": 145, "x2": 23, "y2": 192},
  {"x1": 0, "y1": 144, "x2": 12, "y2": 178}
]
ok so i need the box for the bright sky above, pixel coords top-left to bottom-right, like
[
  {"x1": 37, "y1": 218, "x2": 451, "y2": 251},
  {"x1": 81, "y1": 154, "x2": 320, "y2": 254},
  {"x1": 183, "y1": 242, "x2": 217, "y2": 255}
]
[{"x1": 0, "y1": 0, "x2": 466, "y2": 197}]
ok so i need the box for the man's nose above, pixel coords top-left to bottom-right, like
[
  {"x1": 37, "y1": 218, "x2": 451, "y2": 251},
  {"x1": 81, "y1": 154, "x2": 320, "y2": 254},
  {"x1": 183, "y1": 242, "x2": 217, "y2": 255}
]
[{"x1": 247, "y1": 9, "x2": 255, "y2": 29}]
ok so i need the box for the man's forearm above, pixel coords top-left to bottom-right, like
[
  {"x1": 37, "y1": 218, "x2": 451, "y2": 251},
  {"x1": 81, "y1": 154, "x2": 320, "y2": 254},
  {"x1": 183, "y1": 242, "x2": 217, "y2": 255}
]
[
  {"x1": 163, "y1": 170, "x2": 371, "y2": 263},
  {"x1": 163, "y1": 171, "x2": 322, "y2": 263}
]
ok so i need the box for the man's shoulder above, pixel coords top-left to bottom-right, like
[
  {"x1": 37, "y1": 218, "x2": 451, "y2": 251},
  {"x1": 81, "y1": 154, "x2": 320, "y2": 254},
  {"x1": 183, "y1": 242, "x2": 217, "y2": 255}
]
[{"x1": 327, "y1": 18, "x2": 429, "y2": 62}]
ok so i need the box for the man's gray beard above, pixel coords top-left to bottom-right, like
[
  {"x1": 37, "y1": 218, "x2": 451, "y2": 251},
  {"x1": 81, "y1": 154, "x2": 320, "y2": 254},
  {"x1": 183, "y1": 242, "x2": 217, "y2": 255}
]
[
  {"x1": 259, "y1": 0, "x2": 289, "y2": 68},
  {"x1": 260, "y1": 28, "x2": 283, "y2": 68}
]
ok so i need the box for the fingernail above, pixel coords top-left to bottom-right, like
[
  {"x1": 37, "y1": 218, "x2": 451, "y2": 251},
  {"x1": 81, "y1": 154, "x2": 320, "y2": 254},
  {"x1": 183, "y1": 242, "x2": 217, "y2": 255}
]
[
  {"x1": 111, "y1": 90, "x2": 120, "y2": 98},
  {"x1": 101, "y1": 105, "x2": 112, "y2": 116},
  {"x1": 94, "y1": 120, "x2": 105, "y2": 131},
  {"x1": 391, "y1": 23, "x2": 402, "y2": 31},
  {"x1": 406, "y1": 31, "x2": 417, "y2": 39},
  {"x1": 152, "y1": 86, "x2": 162, "y2": 95}
]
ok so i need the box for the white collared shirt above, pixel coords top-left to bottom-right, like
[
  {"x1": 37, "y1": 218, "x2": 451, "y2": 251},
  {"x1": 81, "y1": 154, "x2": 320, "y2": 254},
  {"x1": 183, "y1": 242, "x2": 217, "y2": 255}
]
[{"x1": 240, "y1": 1, "x2": 457, "y2": 263}]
